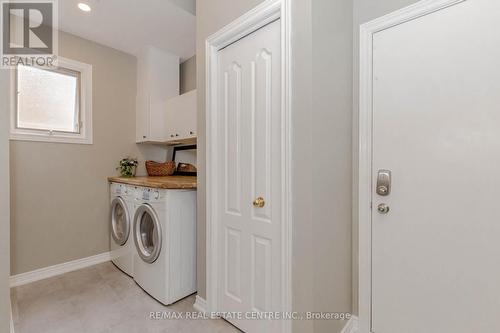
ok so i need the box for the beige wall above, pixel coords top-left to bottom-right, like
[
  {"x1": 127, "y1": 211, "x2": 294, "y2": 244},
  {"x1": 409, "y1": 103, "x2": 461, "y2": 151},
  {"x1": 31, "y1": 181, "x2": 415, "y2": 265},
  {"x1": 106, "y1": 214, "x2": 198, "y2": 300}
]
[
  {"x1": 311, "y1": 0, "x2": 353, "y2": 332},
  {"x1": 10, "y1": 31, "x2": 167, "y2": 275},
  {"x1": 351, "y1": 0, "x2": 421, "y2": 315},
  {"x1": 1, "y1": 69, "x2": 11, "y2": 333},
  {"x1": 180, "y1": 56, "x2": 197, "y2": 93},
  {"x1": 289, "y1": 1, "x2": 314, "y2": 332}
]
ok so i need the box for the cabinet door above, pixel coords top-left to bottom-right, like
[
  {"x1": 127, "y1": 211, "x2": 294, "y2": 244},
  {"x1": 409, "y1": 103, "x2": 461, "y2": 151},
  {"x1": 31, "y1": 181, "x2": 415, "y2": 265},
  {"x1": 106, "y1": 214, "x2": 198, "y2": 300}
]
[
  {"x1": 148, "y1": 95, "x2": 168, "y2": 142},
  {"x1": 165, "y1": 102, "x2": 177, "y2": 140},
  {"x1": 136, "y1": 61, "x2": 149, "y2": 143},
  {"x1": 135, "y1": 91, "x2": 149, "y2": 143},
  {"x1": 165, "y1": 90, "x2": 197, "y2": 140},
  {"x1": 181, "y1": 90, "x2": 197, "y2": 139},
  {"x1": 175, "y1": 90, "x2": 197, "y2": 140},
  {"x1": 136, "y1": 47, "x2": 179, "y2": 143}
]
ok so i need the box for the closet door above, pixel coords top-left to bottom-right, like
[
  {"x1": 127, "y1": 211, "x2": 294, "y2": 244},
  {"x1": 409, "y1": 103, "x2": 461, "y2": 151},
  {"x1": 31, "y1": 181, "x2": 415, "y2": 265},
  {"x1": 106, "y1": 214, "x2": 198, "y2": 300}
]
[{"x1": 216, "y1": 19, "x2": 282, "y2": 333}]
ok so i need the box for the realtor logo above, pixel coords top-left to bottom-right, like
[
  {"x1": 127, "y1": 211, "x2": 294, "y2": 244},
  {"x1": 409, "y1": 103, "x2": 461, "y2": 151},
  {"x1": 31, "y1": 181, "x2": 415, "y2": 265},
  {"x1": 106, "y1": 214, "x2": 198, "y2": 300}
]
[{"x1": 1, "y1": 0, "x2": 58, "y2": 67}]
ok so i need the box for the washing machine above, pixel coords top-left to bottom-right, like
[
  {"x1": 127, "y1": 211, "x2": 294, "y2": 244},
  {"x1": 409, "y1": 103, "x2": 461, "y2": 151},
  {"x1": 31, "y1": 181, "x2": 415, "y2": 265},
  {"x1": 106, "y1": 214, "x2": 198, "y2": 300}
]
[
  {"x1": 132, "y1": 186, "x2": 197, "y2": 305},
  {"x1": 109, "y1": 182, "x2": 135, "y2": 276}
]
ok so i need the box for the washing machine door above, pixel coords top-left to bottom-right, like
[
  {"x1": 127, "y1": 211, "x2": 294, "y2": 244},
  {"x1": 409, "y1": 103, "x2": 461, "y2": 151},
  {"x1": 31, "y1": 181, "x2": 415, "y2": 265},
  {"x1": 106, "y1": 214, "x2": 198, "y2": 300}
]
[
  {"x1": 134, "y1": 204, "x2": 162, "y2": 263},
  {"x1": 111, "y1": 197, "x2": 130, "y2": 246}
]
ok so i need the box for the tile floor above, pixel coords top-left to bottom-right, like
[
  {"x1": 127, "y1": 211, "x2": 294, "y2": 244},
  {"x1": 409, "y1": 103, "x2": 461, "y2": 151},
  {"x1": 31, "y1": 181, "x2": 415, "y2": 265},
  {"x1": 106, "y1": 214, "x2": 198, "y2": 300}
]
[{"x1": 10, "y1": 262, "x2": 241, "y2": 333}]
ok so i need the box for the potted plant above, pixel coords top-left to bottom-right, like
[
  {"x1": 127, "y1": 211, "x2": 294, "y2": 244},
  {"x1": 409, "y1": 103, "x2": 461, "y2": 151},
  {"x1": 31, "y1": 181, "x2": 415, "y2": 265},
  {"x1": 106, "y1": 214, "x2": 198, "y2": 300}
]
[{"x1": 117, "y1": 157, "x2": 138, "y2": 178}]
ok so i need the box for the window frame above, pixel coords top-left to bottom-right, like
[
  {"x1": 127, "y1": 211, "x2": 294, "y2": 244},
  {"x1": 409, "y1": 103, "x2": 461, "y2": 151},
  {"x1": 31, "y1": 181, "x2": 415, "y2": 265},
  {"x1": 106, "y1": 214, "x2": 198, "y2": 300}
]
[{"x1": 10, "y1": 56, "x2": 93, "y2": 145}]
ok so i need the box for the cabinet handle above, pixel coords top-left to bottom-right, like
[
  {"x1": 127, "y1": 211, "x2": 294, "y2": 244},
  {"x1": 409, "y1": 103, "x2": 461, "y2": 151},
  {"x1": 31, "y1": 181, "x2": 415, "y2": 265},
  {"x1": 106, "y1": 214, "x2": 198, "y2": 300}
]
[
  {"x1": 175, "y1": 134, "x2": 179, "y2": 137},
  {"x1": 190, "y1": 131, "x2": 194, "y2": 135},
  {"x1": 170, "y1": 134, "x2": 174, "y2": 138},
  {"x1": 143, "y1": 135, "x2": 146, "y2": 139}
]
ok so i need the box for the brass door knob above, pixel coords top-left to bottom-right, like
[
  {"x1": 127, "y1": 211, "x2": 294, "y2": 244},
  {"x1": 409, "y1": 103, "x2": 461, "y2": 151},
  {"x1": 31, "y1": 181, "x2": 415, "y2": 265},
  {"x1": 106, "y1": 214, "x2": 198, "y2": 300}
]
[{"x1": 253, "y1": 197, "x2": 265, "y2": 208}]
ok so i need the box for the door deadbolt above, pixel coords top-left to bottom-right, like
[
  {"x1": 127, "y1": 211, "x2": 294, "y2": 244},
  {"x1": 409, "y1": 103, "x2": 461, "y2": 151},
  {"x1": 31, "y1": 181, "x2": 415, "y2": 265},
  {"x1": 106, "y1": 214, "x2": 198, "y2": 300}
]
[
  {"x1": 377, "y1": 203, "x2": 390, "y2": 214},
  {"x1": 377, "y1": 185, "x2": 388, "y2": 195},
  {"x1": 376, "y1": 170, "x2": 391, "y2": 196}
]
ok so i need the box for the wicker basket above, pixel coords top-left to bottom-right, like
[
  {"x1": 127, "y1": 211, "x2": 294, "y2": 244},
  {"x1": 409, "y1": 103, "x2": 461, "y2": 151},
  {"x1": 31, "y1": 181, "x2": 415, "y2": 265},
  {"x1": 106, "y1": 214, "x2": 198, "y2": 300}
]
[{"x1": 145, "y1": 161, "x2": 176, "y2": 176}]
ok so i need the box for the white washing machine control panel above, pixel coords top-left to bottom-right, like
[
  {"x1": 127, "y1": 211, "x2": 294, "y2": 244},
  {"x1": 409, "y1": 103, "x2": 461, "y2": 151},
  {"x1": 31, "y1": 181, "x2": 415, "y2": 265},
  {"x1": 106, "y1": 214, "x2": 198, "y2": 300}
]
[
  {"x1": 123, "y1": 185, "x2": 131, "y2": 195},
  {"x1": 111, "y1": 183, "x2": 125, "y2": 195},
  {"x1": 135, "y1": 187, "x2": 162, "y2": 201},
  {"x1": 110, "y1": 183, "x2": 135, "y2": 196}
]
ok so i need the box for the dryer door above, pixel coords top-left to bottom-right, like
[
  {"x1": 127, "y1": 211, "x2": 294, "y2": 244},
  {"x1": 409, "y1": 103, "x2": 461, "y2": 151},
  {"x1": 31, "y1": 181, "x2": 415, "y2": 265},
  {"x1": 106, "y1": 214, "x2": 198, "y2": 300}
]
[
  {"x1": 134, "y1": 204, "x2": 162, "y2": 263},
  {"x1": 111, "y1": 197, "x2": 130, "y2": 246}
]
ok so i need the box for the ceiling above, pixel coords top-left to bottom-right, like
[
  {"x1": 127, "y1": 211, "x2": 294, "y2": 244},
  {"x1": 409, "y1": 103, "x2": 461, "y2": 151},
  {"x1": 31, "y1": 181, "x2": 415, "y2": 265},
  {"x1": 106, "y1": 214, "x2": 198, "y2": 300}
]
[{"x1": 58, "y1": 0, "x2": 196, "y2": 60}]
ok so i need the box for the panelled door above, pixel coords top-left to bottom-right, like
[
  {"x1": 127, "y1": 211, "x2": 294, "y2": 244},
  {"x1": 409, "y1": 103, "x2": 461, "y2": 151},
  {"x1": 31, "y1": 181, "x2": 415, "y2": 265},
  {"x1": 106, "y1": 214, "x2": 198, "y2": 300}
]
[
  {"x1": 216, "y1": 19, "x2": 282, "y2": 333},
  {"x1": 370, "y1": 1, "x2": 500, "y2": 332}
]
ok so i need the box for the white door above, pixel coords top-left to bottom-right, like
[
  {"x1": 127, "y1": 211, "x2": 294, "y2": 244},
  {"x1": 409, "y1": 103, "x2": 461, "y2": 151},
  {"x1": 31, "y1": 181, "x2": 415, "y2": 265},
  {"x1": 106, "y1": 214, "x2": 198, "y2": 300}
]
[
  {"x1": 371, "y1": 1, "x2": 500, "y2": 332},
  {"x1": 216, "y1": 19, "x2": 282, "y2": 333}
]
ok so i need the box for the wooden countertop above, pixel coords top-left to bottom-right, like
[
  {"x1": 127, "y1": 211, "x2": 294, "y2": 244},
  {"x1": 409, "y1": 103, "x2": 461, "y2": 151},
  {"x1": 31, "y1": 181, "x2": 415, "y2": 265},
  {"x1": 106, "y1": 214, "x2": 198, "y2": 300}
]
[{"x1": 108, "y1": 176, "x2": 197, "y2": 189}]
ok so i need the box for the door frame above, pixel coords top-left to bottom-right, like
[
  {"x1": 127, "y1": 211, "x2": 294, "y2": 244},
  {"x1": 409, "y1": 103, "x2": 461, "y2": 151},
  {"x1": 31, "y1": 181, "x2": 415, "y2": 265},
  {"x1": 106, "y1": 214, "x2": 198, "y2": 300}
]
[
  {"x1": 358, "y1": 0, "x2": 467, "y2": 332},
  {"x1": 205, "y1": 0, "x2": 292, "y2": 332}
]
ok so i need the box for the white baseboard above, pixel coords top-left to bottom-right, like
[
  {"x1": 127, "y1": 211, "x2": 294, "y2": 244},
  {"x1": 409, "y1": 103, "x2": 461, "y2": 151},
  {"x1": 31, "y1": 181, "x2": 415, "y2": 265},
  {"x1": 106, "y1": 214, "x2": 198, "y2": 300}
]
[
  {"x1": 10, "y1": 297, "x2": 14, "y2": 333},
  {"x1": 341, "y1": 315, "x2": 359, "y2": 333},
  {"x1": 193, "y1": 295, "x2": 208, "y2": 313},
  {"x1": 10, "y1": 252, "x2": 112, "y2": 287}
]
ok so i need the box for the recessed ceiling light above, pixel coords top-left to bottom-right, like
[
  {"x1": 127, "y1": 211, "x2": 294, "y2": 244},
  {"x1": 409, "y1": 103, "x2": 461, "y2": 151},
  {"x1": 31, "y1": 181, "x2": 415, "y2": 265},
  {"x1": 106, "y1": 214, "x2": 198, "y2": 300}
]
[{"x1": 77, "y1": 3, "x2": 91, "y2": 12}]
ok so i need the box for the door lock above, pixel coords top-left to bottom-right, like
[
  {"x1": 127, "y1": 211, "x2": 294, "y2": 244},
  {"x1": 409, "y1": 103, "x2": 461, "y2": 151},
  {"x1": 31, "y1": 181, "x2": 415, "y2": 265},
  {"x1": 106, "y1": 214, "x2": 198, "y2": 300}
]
[
  {"x1": 377, "y1": 203, "x2": 390, "y2": 214},
  {"x1": 377, "y1": 185, "x2": 388, "y2": 195},
  {"x1": 376, "y1": 170, "x2": 391, "y2": 196}
]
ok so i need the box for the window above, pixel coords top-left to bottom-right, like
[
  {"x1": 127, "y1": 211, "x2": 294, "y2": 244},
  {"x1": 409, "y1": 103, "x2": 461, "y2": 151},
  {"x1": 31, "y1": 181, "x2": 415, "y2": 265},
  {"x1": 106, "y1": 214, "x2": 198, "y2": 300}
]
[
  {"x1": 17, "y1": 66, "x2": 80, "y2": 133},
  {"x1": 10, "y1": 57, "x2": 93, "y2": 144}
]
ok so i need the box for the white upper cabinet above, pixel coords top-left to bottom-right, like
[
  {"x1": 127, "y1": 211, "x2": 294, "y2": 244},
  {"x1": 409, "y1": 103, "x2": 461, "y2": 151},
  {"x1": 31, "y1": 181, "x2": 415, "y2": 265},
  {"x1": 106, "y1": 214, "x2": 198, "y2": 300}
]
[
  {"x1": 165, "y1": 90, "x2": 197, "y2": 141},
  {"x1": 136, "y1": 47, "x2": 179, "y2": 143}
]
